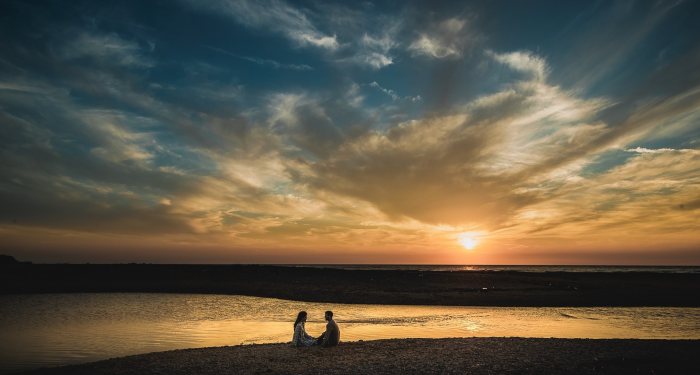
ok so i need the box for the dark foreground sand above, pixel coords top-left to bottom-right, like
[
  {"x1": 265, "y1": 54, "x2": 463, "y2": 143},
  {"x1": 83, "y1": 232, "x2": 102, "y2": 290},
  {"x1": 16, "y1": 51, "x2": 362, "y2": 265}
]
[{"x1": 23, "y1": 338, "x2": 700, "y2": 375}]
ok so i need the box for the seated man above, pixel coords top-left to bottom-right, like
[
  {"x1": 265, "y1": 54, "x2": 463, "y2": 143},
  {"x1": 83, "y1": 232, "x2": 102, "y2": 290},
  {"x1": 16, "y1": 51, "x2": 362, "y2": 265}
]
[{"x1": 316, "y1": 310, "x2": 340, "y2": 347}]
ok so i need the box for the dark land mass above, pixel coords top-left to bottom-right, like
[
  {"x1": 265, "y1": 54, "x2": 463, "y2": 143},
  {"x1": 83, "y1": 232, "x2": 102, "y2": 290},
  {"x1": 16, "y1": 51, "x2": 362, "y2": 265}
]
[
  {"x1": 2, "y1": 264, "x2": 699, "y2": 306},
  {"x1": 22, "y1": 338, "x2": 700, "y2": 375}
]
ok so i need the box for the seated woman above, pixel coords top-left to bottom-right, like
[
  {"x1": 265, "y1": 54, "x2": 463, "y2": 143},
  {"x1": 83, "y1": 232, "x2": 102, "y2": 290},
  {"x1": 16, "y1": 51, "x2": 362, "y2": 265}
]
[{"x1": 292, "y1": 311, "x2": 317, "y2": 347}]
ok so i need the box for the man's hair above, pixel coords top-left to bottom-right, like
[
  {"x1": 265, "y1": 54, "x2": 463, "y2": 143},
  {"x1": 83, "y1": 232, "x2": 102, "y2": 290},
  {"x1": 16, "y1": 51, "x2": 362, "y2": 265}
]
[{"x1": 325, "y1": 310, "x2": 333, "y2": 318}]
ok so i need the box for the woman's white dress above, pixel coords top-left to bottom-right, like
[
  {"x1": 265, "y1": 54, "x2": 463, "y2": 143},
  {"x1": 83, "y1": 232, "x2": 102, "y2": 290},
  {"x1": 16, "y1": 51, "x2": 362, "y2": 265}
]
[{"x1": 292, "y1": 322, "x2": 316, "y2": 347}]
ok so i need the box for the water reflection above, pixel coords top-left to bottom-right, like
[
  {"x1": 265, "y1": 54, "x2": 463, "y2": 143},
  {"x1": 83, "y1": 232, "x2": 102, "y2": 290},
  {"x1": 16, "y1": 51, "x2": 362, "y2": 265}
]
[{"x1": 1, "y1": 293, "x2": 699, "y2": 373}]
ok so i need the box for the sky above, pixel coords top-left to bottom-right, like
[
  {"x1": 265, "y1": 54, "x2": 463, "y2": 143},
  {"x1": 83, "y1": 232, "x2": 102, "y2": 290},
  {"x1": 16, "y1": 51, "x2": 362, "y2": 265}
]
[{"x1": 1, "y1": 0, "x2": 699, "y2": 264}]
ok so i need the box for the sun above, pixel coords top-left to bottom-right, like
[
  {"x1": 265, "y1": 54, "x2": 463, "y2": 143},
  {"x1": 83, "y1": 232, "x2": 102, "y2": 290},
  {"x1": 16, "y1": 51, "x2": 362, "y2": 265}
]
[{"x1": 458, "y1": 232, "x2": 480, "y2": 250}]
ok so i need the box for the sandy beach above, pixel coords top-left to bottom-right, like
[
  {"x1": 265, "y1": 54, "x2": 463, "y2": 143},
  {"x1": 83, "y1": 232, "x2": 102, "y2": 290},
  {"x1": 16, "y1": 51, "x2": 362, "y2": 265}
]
[{"x1": 21, "y1": 338, "x2": 699, "y2": 374}]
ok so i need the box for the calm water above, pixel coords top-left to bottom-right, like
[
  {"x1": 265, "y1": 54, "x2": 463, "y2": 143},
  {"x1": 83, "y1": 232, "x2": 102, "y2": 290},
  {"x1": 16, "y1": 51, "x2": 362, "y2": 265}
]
[
  {"x1": 1, "y1": 294, "x2": 699, "y2": 373},
  {"x1": 287, "y1": 265, "x2": 700, "y2": 273}
]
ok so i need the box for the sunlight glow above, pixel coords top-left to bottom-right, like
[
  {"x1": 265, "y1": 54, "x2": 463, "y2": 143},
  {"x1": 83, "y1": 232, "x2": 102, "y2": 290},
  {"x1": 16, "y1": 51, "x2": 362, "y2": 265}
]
[{"x1": 458, "y1": 232, "x2": 480, "y2": 250}]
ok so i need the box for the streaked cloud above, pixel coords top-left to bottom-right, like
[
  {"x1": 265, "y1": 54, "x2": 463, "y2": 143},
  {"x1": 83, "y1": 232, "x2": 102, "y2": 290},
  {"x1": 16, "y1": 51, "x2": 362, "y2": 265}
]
[
  {"x1": 626, "y1": 147, "x2": 694, "y2": 154},
  {"x1": 503, "y1": 149, "x2": 700, "y2": 247},
  {"x1": 60, "y1": 32, "x2": 153, "y2": 68},
  {"x1": 205, "y1": 46, "x2": 313, "y2": 71},
  {"x1": 185, "y1": 0, "x2": 338, "y2": 50}
]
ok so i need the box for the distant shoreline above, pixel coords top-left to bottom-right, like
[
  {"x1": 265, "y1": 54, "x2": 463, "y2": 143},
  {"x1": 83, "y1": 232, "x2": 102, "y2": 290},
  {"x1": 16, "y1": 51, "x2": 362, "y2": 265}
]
[
  {"x1": 21, "y1": 338, "x2": 700, "y2": 374},
  {"x1": 3, "y1": 263, "x2": 699, "y2": 307}
]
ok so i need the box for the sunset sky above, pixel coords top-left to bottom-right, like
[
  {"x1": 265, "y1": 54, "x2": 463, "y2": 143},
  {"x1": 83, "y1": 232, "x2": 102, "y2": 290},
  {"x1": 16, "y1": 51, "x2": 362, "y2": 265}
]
[{"x1": 1, "y1": 0, "x2": 699, "y2": 264}]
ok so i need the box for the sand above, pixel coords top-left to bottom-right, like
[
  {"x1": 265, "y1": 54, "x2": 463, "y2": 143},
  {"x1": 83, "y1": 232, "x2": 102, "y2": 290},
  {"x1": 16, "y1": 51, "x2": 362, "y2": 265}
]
[{"x1": 21, "y1": 338, "x2": 700, "y2": 374}]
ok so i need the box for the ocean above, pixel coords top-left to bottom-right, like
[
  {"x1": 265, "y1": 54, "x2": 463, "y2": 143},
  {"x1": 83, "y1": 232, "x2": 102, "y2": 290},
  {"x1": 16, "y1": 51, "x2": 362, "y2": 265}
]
[{"x1": 283, "y1": 265, "x2": 700, "y2": 273}]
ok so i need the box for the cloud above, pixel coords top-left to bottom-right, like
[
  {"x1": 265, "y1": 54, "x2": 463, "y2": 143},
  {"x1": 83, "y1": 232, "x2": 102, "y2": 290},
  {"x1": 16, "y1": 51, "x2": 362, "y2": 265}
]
[
  {"x1": 185, "y1": 0, "x2": 338, "y2": 50},
  {"x1": 552, "y1": 0, "x2": 685, "y2": 90},
  {"x1": 0, "y1": 76, "x2": 218, "y2": 235},
  {"x1": 626, "y1": 147, "x2": 694, "y2": 154},
  {"x1": 313, "y1": 114, "x2": 523, "y2": 226},
  {"x1": 60, "y1": 32, "x2": 153, "y2": 68},
  {"x1": 205, "y1": 45, "x2": 313, "y2": 71},
  {"x1": 352, "y1": 33, "x2": 396, "y2": 69},
  {"x1": 344, "y1": 82, "x2": 364, "y2": 108},
  {"x1": 81, "y1": 110, "x2": 156, "y2": 165},
  {"x1": 488, "y1": 50, "x2": 548, "y2": 81},
  {"x1": 3, "y1": 36, "x2": 696, "y2": 248},
  {"x1": 238, "y1": 55, "x2": 313, "y2": 71},
  {"x1": 266, "y1": 92, "x2": 346, "y2": 158},
  {"x1": 368, "y1": 81, "x2": 422, "y2": 102},
  {"x1": 504, "y1": 148, "x2": 700, "y2": 247},
  {"x1": 190, "y1": 1, "x2": 403, "y2": 70},
  {"x1": 408, "y1": 18, "x2": 471, "y2": 59},
  {"x1": 308, "y1": 50, "x2": 641, "y2": 230},
  {"x1": 369, "y1": 81, "x2": 399, "y2": 100}
]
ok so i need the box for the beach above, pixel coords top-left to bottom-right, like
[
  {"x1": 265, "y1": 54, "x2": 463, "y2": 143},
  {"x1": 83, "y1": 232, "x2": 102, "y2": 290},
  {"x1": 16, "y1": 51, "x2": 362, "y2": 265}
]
[
  {"x1": 3, "y1": 264, "x2": 699, "y2": 307},
  {"x1": 21, "y1": 338, "x2": 699, "y2": 374},
  {"x1": 4, "y1": 264, "x2": 699, "y2": 374}
]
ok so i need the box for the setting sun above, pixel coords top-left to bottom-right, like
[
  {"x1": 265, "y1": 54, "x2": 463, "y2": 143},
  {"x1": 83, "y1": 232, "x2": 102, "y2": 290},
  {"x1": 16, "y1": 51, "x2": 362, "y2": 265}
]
[{"x1": 458, "y1": 233, "x2": 479, "y2": 250}]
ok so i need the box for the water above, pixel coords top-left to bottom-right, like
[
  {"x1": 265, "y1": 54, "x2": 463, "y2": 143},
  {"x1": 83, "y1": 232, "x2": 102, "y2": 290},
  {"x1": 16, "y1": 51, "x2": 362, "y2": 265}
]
[
  {"x1": 285, "y1": 265, "x2": 700, "y2": 273},
  {"x1": 1, "y1": 293, "x2": 699, "y2": 374}
]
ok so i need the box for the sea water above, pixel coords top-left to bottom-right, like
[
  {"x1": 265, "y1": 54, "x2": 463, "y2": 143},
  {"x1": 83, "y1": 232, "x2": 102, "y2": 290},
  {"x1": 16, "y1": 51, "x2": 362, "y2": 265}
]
[{"x1": 286, "y1": 265, "x2": 700, "y2": 273}]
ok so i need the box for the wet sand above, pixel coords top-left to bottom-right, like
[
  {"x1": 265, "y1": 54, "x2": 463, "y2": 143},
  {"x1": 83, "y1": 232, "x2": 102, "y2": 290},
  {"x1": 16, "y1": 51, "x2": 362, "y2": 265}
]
[
  {"x1": 3, "y1": 264, "x2": 699, "y2": 306},
  {"x1": 22, "y1": 338, "x2": 700, "y2": 374}
]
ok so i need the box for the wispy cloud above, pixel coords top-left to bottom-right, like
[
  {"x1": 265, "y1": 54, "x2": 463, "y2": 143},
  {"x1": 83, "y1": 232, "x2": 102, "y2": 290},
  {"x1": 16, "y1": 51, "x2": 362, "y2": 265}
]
[
  {"x1": 553, "y1": 0, "x2": 685, "y2": 90},
  {"x1": 368, "y1": 81, "x2": 422, "y2": 102},
  {"x1": 626, "y1": 147, "x2": 695, "y2": 154},
  {"x1": 205, "y1": 45, "x2": 313, "y2": 70},
  {"x1": 60, "y1": 32, "x2": 153, "y2": 68},
  {"x1": 504, "y1": 148, "x2": 700, "y2": 249},
  {"x1": 238, "y1": 55, "x2": 313, "y2": 71},
  {"x1": 352, "y1": 33, "x2": 396, "y2": 69},
  {"x1": 488, "y1": 50, "x2": 548, "y2": 81},
  {"x1": 185, "y1": 0, "x2": 338, "y2": 50},
  {"x1": 409, "y1": 18, "x2": 472, "y2": 59}
]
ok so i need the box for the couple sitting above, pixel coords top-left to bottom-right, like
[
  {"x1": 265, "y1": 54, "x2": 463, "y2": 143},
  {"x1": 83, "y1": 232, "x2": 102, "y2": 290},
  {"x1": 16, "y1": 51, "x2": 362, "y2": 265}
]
[{"x1": 292, "y1": 310, "x2": 340, "y2": 347}]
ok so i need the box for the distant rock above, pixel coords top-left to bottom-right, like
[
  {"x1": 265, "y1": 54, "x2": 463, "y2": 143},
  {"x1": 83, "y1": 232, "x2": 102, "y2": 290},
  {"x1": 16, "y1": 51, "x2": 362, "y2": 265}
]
[{"x1": 0, "y1": 255, "x2": 30, "y2": 265}]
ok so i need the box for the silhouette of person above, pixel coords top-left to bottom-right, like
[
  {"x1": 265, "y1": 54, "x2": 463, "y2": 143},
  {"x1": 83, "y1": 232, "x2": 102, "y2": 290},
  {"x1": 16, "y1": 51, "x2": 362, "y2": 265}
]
[
  {"x1": 292, "y1": 311, "x2": 316, "y2": 347},
  {"x1": 316, "y1": 310, "x2": 340, "y2": 347}
]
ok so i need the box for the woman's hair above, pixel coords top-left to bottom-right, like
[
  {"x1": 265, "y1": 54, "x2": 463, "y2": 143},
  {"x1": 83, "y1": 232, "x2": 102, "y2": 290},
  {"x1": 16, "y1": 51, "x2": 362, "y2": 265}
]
[{"x1": 294, "y1": 311, "x2": 307, "y2": 328}]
